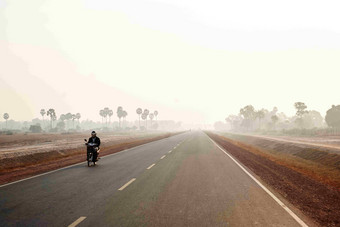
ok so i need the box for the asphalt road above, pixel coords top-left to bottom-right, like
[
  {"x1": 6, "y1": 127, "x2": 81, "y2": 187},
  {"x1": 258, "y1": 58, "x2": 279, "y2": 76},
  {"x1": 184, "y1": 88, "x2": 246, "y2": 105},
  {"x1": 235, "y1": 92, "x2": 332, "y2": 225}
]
[{"x1": 0, "y1": 131, "x2": 308, "y2": 227}]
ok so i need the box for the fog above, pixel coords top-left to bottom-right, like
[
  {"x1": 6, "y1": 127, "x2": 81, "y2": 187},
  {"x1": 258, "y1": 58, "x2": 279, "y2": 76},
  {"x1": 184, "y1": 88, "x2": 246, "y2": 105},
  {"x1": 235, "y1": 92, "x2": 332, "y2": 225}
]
[{"x1": 1, "y1": 0, "x2": 340, "y2": 131}]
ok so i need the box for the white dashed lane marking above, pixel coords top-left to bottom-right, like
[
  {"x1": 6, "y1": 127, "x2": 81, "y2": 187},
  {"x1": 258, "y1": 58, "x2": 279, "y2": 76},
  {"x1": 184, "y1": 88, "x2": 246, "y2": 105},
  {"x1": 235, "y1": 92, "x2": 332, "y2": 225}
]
[
  {"x1": 68, "y1": 217, "x2": 86, "y2": 227},
  {"x1": 147, "y1": 164, "x2": 156, "y2": 170},
  {"x1": 118, "y1": 178, "x2": 136, "y2": 191}
]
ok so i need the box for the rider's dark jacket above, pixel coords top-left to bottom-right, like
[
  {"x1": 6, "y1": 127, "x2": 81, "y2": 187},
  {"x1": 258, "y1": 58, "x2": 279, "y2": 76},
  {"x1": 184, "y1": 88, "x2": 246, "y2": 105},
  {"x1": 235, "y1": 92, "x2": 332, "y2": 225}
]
[{"x1": 88, "y1": 136, "x2": 101, "y2": 148}]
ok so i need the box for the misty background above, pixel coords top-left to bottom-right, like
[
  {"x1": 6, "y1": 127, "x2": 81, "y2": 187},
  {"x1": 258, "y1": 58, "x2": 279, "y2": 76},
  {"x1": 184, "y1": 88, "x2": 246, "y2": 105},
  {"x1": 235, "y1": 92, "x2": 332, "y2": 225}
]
[{"x1": 1, "y1": 0, "x2": 340, "y2": 131}]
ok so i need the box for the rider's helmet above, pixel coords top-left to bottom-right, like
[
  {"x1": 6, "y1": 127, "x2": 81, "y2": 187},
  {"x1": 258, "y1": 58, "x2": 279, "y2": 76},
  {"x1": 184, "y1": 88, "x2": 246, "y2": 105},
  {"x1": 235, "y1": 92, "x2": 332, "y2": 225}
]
[{"x1": 91, "y1": 131, "x2": 96, "y2": 137}]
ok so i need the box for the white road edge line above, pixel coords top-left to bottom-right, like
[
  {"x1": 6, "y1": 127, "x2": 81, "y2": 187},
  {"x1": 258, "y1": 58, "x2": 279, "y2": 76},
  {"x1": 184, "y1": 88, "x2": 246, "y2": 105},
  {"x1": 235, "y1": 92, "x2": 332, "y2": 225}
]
[
  {"x1": 118, "y1": 178, "x2": 136, "y2": 191},
  {"x1": 0, "y1": 133, "x2": 188, "y2": 188},
  {"x1": 209, "y1": 138, "x2": 308, "y2": 227},
  {"x1": 68, "y1": 216, "x2": 86, "y2": 227},
  {"x1": 168, "y1": 150, "x2": 172, "y2": 153},
  {"x1": 160, "y1": 155, "x2": 166, "y2": 159},
  {"x1": 147, "y1": 164, "x2": 156, "y2": 170}
]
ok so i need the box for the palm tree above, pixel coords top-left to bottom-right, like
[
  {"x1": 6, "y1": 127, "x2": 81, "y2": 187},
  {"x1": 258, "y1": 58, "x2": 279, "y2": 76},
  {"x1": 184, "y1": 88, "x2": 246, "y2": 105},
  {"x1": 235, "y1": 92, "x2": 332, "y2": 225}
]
[
  {"x1": 154, "y1": 111, "x2": 158, "y2": 121},
  {"x1": 108, "y1": 109, "x2": 113, "y2": 126},
  {"x1": 40, "y1": 109, "x2": 46, "y2": 129},
  {"x1": 103, "y1": 107, "x2": 110, "y2": 126},
  {"x1": 99, "y1": 110, "x2": 104, "y2": 125},
  {"x1": 3, "y1": 113, "x2": 9, "y2": 129},
  {"x1": 271, "y1": 115, "x2": 279, "y2": 130},
  {"x1": 141, "y1": 113, "x2": 147, "y2": 130},
  {"x1": 143, "y1": 109, "x2": 149, "y2": 130},
  {"x1": 117, "y1": 106, "x2": 124, "y2": 128},
  {"x1": 256, "y1": 110, "x2": 265, "y2": 129},
  {"x1": 149, "y1": 113, "x2": 154, "y2": 128},
  {"x1": 76, "y1": 113, "x2": 81, "y2": 127},
  {"x1": 60, "y1": 114, "x2": 66, "y2": 122},
  {"x1": 122, "y1": 110, "x2": 128, "y2": 128},
  {"x1": 136, "y1": 108, "x2": 142, "y2": 129},
  {"x1": 71, "y1": 114, "x2": 77, "y2": 129},
  {"x1": 46, "y1": 109, "x2": 56, "y2": 129},
  {"x1": 65, "y1": 112, "x2": 72, "y2": 129}
]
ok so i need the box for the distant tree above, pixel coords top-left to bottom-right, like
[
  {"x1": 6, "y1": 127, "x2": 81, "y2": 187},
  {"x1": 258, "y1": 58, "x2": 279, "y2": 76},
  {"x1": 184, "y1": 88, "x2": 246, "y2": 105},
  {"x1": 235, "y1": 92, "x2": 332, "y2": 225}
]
[
  {"x1": 108, "y1": 109, "x2": 113, "y2": 125},
  {"x1": 154, "y1": 111, "x2": 158, "y2": 121},
  {"x1": 325, "y1": 105, "x2": 340, "y2": 129},
  {"x1": 122, "y1": 110, "x2": 128, "y2": 128},
  {"x1": 302, "y1": 110, "x2": 324, "y2": 129},
  {"x1": 136, "y1": 108, "x2": 142, "y2": 129},
  {"x1": 225, "y1": 114, "x2": 242, "y2": 131},
  {"x1": 99, "y1": 110, "x2": 104, "y2": 125},
  {"x1": 103, "y1": 107, "x2": 110, "y2": 126},
  {"x1": 240, "y1": 105, "x2": 256, "y2": 130},
  {"x1": 122, "y1": 110, "x2": 127, "y2": 120},
  {"x1": 149, "y1": 113, "x2": 154, "y2": 127},
  {"x1": 40, "y1": 109, "x2": 46, "y2": 128},
  {"x1": 60, "y1": 114, "x2": 66, "y2": 122},
  {"x1": 141, "y1": 113, "x2": 147, "y2": 130},
  {"x1": 255, "y1": 110, "x2": 265, "y2": 129},
  {"x1": 76, "y1": 113, "x2": 81, "y2": 126},
  {"x1": 143, "y1": 109, "x2": 149, "y2": 115},
  {"x1": 46, "y1": 109, "x2": 56, "y2": 129},
  {"x1": 117, "y1": 106, "x2": 124, "y2": 128},
  {"x1": 143, "y1": 109, "x2": 149, "y2": 130},
  {"x1": 294, "y1": 102, "x2": 308, "y2": 128},
  {"x1": 40, "y1": 109, "x2": 46, "y2": 118},
  {"x1": 65, "y1": 112, "x2": 73, "y2": 129},
  {"x1": 71, "y1": 114, "x2": 77, "y2": 129},
  {"x1": 271, "y1": 115, "x2": 279, "y2": 129},
  {"x1": 3, "y1": 113, "x2": 9, "y2": 129},
  {"x1": 294, "y1": 102, "x2": 308, "y2": 117}
]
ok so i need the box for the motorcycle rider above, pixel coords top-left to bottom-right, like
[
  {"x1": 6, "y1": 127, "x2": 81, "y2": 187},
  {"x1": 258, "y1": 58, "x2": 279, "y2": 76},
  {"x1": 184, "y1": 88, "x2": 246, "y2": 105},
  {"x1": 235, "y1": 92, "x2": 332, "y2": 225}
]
[{"x1": 87, "y1": 131, "x2": 101, "y2": 162}]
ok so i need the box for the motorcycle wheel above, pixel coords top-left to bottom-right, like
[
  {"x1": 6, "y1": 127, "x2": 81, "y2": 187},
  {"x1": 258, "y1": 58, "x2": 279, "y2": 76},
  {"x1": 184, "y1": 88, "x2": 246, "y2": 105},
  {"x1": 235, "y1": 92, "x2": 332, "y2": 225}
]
[{"x1": 88, "y1": 153, "x2": 92, "y2": 167}]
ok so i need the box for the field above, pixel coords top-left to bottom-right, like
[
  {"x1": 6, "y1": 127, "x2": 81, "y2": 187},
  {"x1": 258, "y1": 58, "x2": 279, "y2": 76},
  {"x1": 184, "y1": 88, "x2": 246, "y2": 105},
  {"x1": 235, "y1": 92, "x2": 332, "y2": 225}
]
[
  {"x1": 0, "y1": 131, "x2": 179, "y2": 185},
  {"x1": 0, "y1": 132, "x2": 158, "y2": 159},
  {"x1": 207, "y1": 132, "x2": 340, "y2": 226}
]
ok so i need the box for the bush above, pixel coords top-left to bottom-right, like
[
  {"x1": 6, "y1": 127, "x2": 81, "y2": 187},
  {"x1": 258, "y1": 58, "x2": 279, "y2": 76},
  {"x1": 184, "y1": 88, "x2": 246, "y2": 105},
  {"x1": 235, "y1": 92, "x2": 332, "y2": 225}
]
[
  {"x1": 49, "y1": 128, "x2": 58, "y2": 133},
  {"x1": 29, "y1": 124, "x2": 42, "y2": 133}
]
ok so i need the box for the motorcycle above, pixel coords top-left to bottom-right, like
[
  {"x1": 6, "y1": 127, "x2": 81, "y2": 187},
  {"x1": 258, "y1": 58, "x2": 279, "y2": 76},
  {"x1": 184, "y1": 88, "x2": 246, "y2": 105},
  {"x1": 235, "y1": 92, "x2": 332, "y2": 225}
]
[{"x1": 84, "y1": 139, "x2": 99, "y2": 167}]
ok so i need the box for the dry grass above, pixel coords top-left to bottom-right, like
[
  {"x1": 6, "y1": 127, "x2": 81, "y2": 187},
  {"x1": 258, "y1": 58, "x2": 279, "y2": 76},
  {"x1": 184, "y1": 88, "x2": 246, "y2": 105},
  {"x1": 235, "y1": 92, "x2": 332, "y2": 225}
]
[{"x1": 220, "y1": 135, "x2": 340, "y2": 190}]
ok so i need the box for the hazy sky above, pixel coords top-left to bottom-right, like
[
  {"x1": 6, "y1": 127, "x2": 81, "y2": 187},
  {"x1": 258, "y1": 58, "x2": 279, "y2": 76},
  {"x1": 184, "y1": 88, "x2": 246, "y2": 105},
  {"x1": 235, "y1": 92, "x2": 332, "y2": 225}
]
[{"x1": 1, "y1": 0, "x2": 340, "y2": 123}]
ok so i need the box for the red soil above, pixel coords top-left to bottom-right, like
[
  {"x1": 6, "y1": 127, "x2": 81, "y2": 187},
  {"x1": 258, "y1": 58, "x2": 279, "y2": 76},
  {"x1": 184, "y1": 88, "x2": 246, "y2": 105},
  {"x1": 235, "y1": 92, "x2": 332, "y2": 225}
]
[{"x1": 207, "y1": 132, "x2": 340, "y2": 227}]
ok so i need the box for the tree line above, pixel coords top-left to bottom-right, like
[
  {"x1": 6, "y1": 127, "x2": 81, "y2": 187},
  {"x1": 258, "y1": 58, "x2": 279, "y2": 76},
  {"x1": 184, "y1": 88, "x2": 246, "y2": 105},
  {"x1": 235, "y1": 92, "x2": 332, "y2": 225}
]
[
  {"x1": 215, "y1": 102, "x2": 340, "y2": 133},
  {"x1": 1, "y1": 107, "x2": 159, "y2": 133}
]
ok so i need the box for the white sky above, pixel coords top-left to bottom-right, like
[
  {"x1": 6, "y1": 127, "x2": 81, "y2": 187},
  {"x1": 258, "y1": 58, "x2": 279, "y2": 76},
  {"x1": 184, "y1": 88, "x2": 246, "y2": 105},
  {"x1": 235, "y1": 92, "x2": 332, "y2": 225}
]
[{"x1": 0, "y1": 0, "x2": 340, "y2": 123}]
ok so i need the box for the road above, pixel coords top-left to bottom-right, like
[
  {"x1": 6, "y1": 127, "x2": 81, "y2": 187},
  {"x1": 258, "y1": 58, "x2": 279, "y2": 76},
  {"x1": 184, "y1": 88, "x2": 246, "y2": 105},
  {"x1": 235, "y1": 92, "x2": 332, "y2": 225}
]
[{"x1": 0, "y1": 131, "x2": 308, "y2": 226}]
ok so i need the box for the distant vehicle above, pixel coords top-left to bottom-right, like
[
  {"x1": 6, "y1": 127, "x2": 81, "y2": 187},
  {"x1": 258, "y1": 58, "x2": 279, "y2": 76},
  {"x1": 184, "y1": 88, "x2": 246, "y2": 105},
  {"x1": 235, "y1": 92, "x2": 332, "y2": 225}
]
[{"x1": 84, "y1": 139, "x2": 99, "y2": 167}]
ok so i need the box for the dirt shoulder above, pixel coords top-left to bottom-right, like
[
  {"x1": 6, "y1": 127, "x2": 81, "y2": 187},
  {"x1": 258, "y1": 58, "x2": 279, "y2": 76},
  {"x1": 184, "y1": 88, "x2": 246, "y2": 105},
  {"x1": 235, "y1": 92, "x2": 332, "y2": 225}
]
[
  {"x1": 0, "y1": 132, "x2": 181, "y2": 185},
  {"x1": 219, "y1": 132, "x2": 340, "y2": 190},
  {"x1": 246, "y1": 134, "x2": 340, "y2": 154},
  {"x1": 207, "y1": 132, "x2": 340, "y2": 227}
]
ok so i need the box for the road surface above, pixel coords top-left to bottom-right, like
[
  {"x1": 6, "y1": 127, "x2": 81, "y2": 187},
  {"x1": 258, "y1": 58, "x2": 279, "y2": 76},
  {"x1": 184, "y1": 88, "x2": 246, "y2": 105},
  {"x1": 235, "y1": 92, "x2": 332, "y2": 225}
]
[{"x1": 0, "y1": 131, "x2": 308, "y2": 226}]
